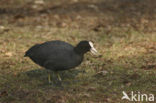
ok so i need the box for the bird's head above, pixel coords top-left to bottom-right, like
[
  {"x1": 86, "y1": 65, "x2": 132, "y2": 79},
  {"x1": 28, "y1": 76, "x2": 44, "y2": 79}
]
[{"x1": 74, "y1": 40, "x2": 98, "y2": 55}]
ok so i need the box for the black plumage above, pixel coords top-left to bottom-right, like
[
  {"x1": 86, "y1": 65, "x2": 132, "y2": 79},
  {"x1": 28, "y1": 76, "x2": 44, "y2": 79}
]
[{"x1": 24, "y1": 40, "x2": 97, "y2": 81}]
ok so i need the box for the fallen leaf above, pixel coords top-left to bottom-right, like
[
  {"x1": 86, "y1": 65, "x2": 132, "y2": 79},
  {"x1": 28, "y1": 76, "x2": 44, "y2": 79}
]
[
  {"x1": 0, "y1": 91, "x2": 8, "y2": 98},
  {"x1": 5, "y1": 52, "x2": 13, "y2": 57},
  {"x1": 87, "y1": 87, "x2": 96, "y2": 92}
]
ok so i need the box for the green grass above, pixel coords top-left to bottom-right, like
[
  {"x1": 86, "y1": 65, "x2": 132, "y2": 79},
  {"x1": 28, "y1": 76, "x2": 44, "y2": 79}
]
[
  {"x1": 0, "y1": 26, "x2": 155, "y2": 103},
  {"x1": 0, "y1": 0, "x2": 156, "y2": 102}
]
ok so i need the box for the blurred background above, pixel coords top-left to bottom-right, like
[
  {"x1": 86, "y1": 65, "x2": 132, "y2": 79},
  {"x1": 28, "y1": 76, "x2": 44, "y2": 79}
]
[
  {"x1": 0, "y1": 0, "x2": 156, "y2": 103},
  {"x1": 0, "y1": 0, "x2": 156, "y2": 32}
]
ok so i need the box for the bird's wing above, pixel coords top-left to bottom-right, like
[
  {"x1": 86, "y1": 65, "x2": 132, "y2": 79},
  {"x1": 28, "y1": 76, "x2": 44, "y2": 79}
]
[{"x1": 43, "y1": 59, "x2": 70, "y2": 71}]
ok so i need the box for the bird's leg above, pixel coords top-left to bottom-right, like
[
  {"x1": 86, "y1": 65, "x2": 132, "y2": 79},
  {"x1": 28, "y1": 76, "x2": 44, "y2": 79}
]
[
  {"x1": 56, "y1": 71, "x2": 62, "y2": 81},
  {"x1": 48, "y1": 74, "x2": 51, "y2": 83}
]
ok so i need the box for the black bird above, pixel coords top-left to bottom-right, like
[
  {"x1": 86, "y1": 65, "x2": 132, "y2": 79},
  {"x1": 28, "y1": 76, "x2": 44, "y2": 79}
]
[{"x1": 24, "y1": 40, "x2": 97, "y2": 82}]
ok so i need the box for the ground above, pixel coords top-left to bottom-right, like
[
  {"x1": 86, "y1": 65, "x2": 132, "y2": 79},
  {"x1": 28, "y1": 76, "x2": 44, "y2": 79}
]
[{"x1": 0, "y1": 0, "x2": 156, "y2": 103}]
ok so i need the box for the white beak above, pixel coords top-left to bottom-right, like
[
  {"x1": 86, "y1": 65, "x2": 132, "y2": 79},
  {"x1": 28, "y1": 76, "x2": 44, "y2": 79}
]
[
  {"x1": 89, "y1": 41, "x2": 98, "y2": 55},
  {"x1": 91, "y1": 47, "x2": 98, "y2": 55}
]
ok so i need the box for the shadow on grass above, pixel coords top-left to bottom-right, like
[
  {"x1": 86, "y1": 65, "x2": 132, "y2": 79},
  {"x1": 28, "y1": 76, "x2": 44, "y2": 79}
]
[{"x1": 23, "y1": 68, "x2": 85, "y2": 87}]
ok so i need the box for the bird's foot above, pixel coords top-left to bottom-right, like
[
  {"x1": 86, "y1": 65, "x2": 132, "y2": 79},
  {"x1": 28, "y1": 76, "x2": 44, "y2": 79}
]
[
  {"x1": 57, "y1": 74, "x2": 62, "y2": 81},
  {"x1": 56, "y1": 72, "x2": 62, "y2": 81},
  {"x1": 48, "y1": 74, "x2": 52, "y2": 84}
]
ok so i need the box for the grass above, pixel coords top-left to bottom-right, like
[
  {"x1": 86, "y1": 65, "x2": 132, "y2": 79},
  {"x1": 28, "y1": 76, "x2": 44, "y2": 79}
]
[
  {"x1": 0, "y1": 0, "x2": 156, "y2": 103},
  {"x1": 0, "y1": 27, "x2": 155, "y2": 103}
]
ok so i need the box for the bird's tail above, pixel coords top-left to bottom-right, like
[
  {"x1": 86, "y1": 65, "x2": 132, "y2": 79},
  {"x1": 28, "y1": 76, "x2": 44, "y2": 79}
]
[
  {"x1": 24, "y1": 53, "x2": 27, "y2": 57},
  {"x1": 24, "y1": 44, "x2": 40, "y2": 57}
]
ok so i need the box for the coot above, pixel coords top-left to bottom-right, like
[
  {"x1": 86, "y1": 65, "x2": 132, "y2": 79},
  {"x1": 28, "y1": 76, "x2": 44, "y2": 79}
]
[{"x1": 24, "y1": 40, "x2": 97, "y2": 82}]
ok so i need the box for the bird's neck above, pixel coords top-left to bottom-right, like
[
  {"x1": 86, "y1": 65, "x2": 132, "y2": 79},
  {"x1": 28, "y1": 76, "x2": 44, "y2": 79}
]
[{"x1": 74, "y1": 47, "x2": 85, "y2": 55}]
